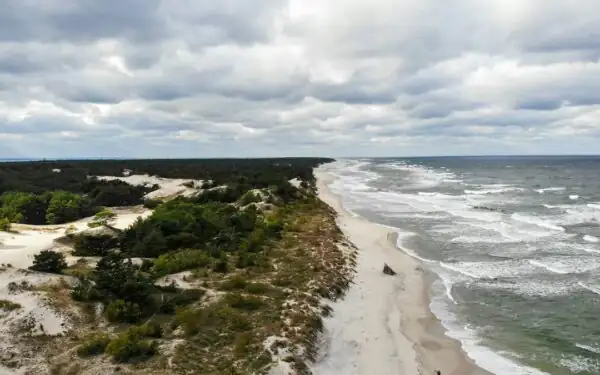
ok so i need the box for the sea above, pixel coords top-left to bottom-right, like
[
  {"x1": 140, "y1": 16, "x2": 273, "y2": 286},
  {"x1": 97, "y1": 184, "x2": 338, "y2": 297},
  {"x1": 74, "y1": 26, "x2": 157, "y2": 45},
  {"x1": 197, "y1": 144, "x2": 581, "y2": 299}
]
[{"x1": 321, "y1": 156, "x2": 600, "y2": 375}]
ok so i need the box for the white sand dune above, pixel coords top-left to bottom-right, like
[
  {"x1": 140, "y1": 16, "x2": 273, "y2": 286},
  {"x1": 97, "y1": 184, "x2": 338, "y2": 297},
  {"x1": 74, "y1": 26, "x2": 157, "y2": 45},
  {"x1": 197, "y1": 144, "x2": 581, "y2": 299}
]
[
  {"x1": 96, "y1": 174, "x2": 202, "y2": 199},
  {"x1": 311, "y1": 169, "x2": 491, "y2": 375}
]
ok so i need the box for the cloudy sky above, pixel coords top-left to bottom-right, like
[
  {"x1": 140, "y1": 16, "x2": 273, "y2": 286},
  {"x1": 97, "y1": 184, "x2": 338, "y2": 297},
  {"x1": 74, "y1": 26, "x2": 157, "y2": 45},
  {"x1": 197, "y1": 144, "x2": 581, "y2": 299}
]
[{"x1": 1, "y1": 0, "x2": 599, "y2": 158}]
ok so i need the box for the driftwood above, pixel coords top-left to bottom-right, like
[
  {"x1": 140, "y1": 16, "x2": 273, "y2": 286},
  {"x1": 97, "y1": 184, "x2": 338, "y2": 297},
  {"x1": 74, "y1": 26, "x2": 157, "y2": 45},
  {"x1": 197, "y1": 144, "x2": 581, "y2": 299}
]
[{"x1": 382, "y1": 263, "x2": 396, "y2": 276}]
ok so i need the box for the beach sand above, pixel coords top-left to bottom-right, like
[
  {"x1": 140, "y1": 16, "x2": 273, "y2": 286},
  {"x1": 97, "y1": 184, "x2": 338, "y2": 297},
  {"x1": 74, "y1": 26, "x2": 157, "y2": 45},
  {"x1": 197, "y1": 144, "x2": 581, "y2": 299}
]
[{"x1": 311, "y1": 169, "x2": 492, "y2": 375}]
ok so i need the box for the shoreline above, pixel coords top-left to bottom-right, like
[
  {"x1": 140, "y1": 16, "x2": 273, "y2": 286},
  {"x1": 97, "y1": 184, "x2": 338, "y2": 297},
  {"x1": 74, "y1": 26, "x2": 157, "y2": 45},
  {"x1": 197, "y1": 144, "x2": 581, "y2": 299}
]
[{"x1": 312, "y1": 168, "x2": 492, "y2": 375}]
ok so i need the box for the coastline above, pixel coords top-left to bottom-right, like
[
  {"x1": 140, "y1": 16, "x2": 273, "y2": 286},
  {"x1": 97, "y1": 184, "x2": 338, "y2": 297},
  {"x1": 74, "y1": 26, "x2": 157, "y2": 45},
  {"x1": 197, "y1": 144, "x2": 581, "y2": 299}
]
[{"x1": 312, "y1": 169, "x2": 492, "y2": 375}]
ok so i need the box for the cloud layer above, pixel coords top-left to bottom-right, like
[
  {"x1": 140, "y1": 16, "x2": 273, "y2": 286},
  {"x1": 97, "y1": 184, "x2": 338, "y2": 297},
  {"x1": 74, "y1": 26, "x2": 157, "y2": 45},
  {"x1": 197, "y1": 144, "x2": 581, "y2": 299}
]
[{"x1": 1, "y1": 0, "x2": 599, "y2": 158}]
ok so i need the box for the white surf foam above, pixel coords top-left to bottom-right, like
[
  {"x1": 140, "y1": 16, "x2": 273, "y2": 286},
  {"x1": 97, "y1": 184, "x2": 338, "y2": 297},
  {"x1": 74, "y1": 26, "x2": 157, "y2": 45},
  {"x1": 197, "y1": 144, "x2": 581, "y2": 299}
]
[
  {"x1": 429, "y1": 285, "x2": 551, "y2": 375},
  {"x1": 576, "y1": 343, "x2": 600, "y2": 354},
  {"x1": 465, "y1": 186, "x2": 523, "y2": 195},
  {"x1": 528, "y1": 259, "x2": 569, "y2": 274},
  {"x1": 583, "y1": 235, "x2": 599, "y2": 243},
  {"x1": 477, "y1": 278, "x2": 577, "y2": 297},
  {"x1": 578, "y1": 282, "x2": 600, "y2": 296},
  {"x1": 569, "y1": 194, "x2": 579, "y2": 200},
  {"x1": 440, "y1": 260, "x2": 538, "y2": 280},
  {"x1": 559, "y1": 354, "x2": 600, "y2": 374},
  {"x1": 511, "y1": 213, "x2": 565, "y2": 232},
  {"x1": 529, "y1": 257, "x2": 600, "y2": 275},
  {"x1": 535, "y1": 187, "x2": 566, "y2": 194}
]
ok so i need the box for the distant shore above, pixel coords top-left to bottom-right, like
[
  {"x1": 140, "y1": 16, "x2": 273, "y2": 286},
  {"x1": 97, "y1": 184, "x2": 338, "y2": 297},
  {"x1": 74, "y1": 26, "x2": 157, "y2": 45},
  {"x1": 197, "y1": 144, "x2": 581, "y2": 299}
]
[{"x1": 311, "y1": 168, "x2": 492, "y2": 375}]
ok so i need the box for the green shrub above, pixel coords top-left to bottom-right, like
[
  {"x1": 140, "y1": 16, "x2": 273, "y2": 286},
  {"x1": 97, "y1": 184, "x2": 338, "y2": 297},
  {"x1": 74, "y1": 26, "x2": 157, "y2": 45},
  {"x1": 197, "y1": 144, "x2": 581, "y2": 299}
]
[
  {"x1": 105, "y1": 300, "x2": 143, "y2": 324},
  {"x1": 225, "y1": 293, "x2": 265, "y2": 311},
  {"x1": 236, "y1": 251, "x2": 257, "y2": 269},
  {"x1": 0, "y1": 218, "x2": 10, "y2": 232},
  {"x1": 156, "y1": 289, "x2": 205, "y2": 314},
  {"x1": 29, "y1": 250, "x2": 67, "y2": 274},
  {"x1": 130, "y1": 321, "x2": 163, "y2": 338},
  {"x1": 219, "y1": 275, "x2": 248, "y2": 291},
  {"x1": 142, "y1": 198, "x2": 163, "y2": 209},
  {"x1": 77, "y1": 334, "x2": 111, "y2": 357},
  {"x1": 73, "y1": 234, "x2": 119, "y2": 256},
  {"x1": 213, "y1": 252, "x2": 229, "y2": 273},
  {"x1": 245, "y1": 283, "x2": 270, "y2": 295},
  {"x1": 152, "y1": 249, "x2": 212, "y2": 277},
  {"x1": 105, "y1": 331, "x2": 157, "y2": 363},
  {"x1": 239, "y1": 191, "x2": 262, "y2": 206},
  {"x1": 0, "y1": 299, "x2": 22, "y2": 311}
]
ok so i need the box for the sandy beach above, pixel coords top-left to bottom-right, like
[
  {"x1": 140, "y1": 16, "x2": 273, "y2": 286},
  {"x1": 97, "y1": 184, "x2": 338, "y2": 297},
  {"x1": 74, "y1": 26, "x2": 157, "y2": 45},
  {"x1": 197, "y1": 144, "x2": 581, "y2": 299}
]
[{"x1": 311, "y1": 169, "x2": 492, "y2": 375}]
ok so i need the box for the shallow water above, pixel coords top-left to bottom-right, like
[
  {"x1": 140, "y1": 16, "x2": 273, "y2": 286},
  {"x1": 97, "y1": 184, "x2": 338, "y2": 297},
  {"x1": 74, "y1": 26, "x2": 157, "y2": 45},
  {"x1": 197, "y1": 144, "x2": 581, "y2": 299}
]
[{"x1": 323, "y1": 156, "x2": 600, "y2": 375}]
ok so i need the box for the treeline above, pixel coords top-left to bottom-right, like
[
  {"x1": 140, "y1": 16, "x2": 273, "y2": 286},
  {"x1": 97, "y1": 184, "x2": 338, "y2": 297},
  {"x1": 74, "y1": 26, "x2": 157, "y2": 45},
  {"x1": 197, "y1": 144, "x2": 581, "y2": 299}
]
[
  {"x1": 0, "y1": 158, "x2": 332, "y2": 193},
  {"x1": 0, "y1": 158, "x2": 331, "y2": 225},
  {"x1": 0, "y1": 179, "x2": 154, "y2": 225}
]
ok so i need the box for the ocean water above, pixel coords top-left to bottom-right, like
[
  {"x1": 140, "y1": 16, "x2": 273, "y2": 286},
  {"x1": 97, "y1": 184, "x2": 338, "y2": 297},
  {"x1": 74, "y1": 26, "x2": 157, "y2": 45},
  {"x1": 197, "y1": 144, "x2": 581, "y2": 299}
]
[{"x1": 322, "y1": 156, "x2": 600, "y2": 375}]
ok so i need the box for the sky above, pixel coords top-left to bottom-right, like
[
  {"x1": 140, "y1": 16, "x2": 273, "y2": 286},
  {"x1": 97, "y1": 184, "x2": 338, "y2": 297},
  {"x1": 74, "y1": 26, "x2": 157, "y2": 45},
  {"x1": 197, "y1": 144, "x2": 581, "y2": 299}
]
[{"x1": 1, "y1": 0, "x2": 600, "y2": 158}]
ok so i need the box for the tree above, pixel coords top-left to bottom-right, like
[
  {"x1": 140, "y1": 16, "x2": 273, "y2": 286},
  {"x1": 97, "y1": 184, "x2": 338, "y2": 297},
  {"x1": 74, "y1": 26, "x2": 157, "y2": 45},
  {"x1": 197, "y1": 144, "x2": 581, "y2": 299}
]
[
  {"x1": 0, "y1": 218, "x2": 10, "y2": 232},
  {"x1": 94, "y1": 253, "x2": 152, "y2": 304},
  {"x1": 88, "y1": 209, "x2": 117, "y2": 229},
  {"x1": 46, "y1": 191, "x2": 94, "y2": 224},
  {"x1": 0, "y1": 192, "x2": 48, "y2": 224},
  {"x1": 105, "y1": 300, "x2": 143, "y2": 323},
  {"x1": 29, "y1": 250, "x2": 67, "y2": 274}
]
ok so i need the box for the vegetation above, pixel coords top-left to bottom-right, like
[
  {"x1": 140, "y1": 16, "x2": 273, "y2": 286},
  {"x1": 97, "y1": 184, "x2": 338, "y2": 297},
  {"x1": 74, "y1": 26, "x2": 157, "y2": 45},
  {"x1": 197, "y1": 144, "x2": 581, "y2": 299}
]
[
  {"x1": 105, "y1": 330, "x2": 158, "y2": 363},
  {"x1": 87, "y1": 208, "x2": 116, "y2": 228},
  {"x1": 0, "y1": 217, "x2": 10, "y2": 231},
  {"x1": 73, "y1": 233, "x2": 120, "y2": 256},
  {"x1": 29, "y1": 250, "x2": 67, "y2": 274},
  {"x1": 77, "y1": 334, "x2": 111, "y2": 357},
  {"x1": 4, "y1": 158, "x2": 352, "y2": 374},
  {"x1": 0, "y1": 299, "x2": 22, "y2": 311}
]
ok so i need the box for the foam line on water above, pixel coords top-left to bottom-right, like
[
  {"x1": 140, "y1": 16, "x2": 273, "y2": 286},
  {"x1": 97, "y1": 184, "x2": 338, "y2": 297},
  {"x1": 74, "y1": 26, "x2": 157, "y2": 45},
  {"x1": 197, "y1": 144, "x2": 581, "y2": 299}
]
[
  {"x1": 583, "y1": 235, "x2": 599, "y2": 243},
  {"x1": 535, "y1": 187, "x2": 566, "y2": 193},
  {"x1": 429, "y1": 285, "x2": 551, "y2": 375},
  {"x1": 578, "y1": 282, "x2": 600, "y2": 296},
  {"x1": 576, "y1": 343, "x2": 600, "y2": 354},
  {"x1": 511, "y1": 213, "x2": 565, "y2": 232}
]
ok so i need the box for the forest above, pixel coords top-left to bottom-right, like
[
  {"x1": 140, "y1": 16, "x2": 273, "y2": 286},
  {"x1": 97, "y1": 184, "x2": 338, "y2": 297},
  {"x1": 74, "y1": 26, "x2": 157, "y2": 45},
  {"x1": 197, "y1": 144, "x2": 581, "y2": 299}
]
[{"x1": 0, "y1": 158, "x2": 332, "y2": 226}]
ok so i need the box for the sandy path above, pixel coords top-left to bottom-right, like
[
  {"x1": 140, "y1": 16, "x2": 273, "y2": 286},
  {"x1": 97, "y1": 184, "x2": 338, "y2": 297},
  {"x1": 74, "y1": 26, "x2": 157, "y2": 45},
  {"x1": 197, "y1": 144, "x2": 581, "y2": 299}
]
[{"x1": 311, "y1": 169, "x2": 492, "y2": 375}]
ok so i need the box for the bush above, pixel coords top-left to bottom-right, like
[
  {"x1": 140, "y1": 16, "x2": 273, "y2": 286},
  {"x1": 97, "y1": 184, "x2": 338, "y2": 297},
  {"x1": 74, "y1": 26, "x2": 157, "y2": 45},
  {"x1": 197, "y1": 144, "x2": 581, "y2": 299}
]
[
  {"x1": 105, "y1": 331, "x2": 157, "y2": 363},
  {"x1": 0, "y1": 218, "x2": 10, "y2": 232},
  {"x1": 152, "y1": 249, "x2": 212, "y2": 277},
  {"x1": 219, "y1": 275, "x2": 248, "y2": 291},
  {"x1": 87, "y1": 209, "x2": 116, "y2": 228},
  {"x1": 225, "y1": 293, "x2": 265, "y2": 311},
  {"x1": 29, "y1": 250, "x2": 67, "y2": 274},
  {"x1": 105, "y1": 300, "x2": 143, "y2": 324},
  {"x1": 245, "y1": 283, "x2": 270, "y2": 295},
  {"x1": 0, "y1": 299, "x2": 22, "y2": 311},
  {"x1": 131, "y1": 321, "x2": 163, "y2": 338},
  {"x1": 142, "y1": 198, "x2": 162, "y2": 209},
  {"x1": 239, "y1": 191, "x2": 262, "y2": 206},
  {"x1": 73, "y1": 234, "x2": 120, "y2": 256},
  {"x1": 213, "y1": 252, "x2": 229, "y2": 273},
  {"x1": 77, "y1": 334, "x2": 111, "y2": 357}
]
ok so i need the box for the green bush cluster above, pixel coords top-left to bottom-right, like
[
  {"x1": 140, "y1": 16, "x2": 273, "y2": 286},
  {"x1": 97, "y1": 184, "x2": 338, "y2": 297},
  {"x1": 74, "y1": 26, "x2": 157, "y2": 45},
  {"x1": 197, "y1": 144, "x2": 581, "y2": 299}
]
[
  {"x1": 77, "y1": 334, "x2": 111, "y2": 357},
  {"x1": 77, "y1": 324, "x2": 161, "y2": 363},
  {"x1": 105, "y1": 300, "x2": 143, "y2": 324},
  {"x1": 0, "y1": 218, "x2": 10, "y2": 231},
  {"x1": 29, "y1": 250, "x2": 68, "y2": 274},
  {"x1": 0, "y1": 299, "x2": 22, "y2": 311},
  {"x1": 73, "y1": 234, "x2": 120, "y2": 256},
  {"x1": 152, "y1": 249, "x2": 212, "y2": 277},
  {"x1": 105, "y1": 331, "x2": 158, "y2": 363}
]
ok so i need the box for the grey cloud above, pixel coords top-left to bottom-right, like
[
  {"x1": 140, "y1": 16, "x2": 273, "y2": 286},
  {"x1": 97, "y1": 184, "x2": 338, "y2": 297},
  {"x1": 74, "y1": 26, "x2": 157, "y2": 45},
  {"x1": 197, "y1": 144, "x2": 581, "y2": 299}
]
[{"x1": 1, "y1": 0, "x2": 600, "y2": 157}]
